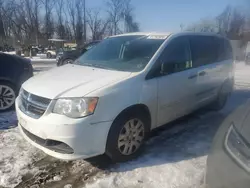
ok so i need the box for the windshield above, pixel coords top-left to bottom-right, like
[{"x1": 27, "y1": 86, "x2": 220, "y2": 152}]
[{"x1": 76, "y1": 35, "x2": 165, "y2": 72}]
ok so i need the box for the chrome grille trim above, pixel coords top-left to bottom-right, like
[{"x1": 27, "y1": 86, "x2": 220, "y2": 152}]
[{"x1": 19, "y1": 89, "x2": 51, "y2": 119}]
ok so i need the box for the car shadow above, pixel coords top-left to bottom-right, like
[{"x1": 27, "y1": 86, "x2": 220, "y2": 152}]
[
  {"x1": 0, "y1": 110, "x2": 17, "y2": 130},
  {"x1": 86, "y1": 88, "x2": 250, "y2": 173}
]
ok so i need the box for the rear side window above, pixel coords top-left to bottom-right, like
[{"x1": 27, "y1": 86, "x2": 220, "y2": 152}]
[
  {"x1": 189, "y1": 36, "x2": 218, "y2": 67},
  {"x1": 190, "y1": 36, "x2": 233, "y2": 68}
]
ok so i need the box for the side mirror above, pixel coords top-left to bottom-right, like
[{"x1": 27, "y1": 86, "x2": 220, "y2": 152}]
[
  {"x1": 160, "y1": 61, "x2": 175, "y2": 75},
  {"x1": 160, "y1": 62, "x2": 169, "y2": 75}
]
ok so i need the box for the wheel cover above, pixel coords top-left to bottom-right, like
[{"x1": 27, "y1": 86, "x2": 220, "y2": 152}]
[
  {"x1": 0, "y1": 85, "x2": 16, "y2": 110},
  {"x1": 118, "y1": 118, "x2": 145, "y2": 155}
]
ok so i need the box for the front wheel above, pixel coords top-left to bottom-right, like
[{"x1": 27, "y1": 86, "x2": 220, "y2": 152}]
[
  {"x1": 62, "y1": 59, "x2": 74, "y2": 65},
  {"x1": 106, "y1": 111, "x2": 150, "y2": 162},
  {"x1": 47, "y1": 52, "x2": 52, "y2": 58}
]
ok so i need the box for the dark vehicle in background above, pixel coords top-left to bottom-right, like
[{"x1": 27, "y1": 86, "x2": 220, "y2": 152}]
[
  {"x1": 56, "y1": 41, "x2": 100, "y2": 66},
  {"x1": 205, "y1": 101, "x2": 250, "y2": 188},
  {"x1": 0, "y1": 53, "x2": 33, "y2": 112},
  {"x1": 56, "y1": 47, "x2": 77, "y2": 61}
]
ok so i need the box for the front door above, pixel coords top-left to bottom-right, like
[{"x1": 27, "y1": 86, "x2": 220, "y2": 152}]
[{"x1": 156, "y1": 36, "x2": 198, "y2": 126}]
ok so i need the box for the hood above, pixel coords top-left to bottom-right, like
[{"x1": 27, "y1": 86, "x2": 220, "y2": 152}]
[{"x1": 22, "y1": 64, "x2": 131, "y2": 99}]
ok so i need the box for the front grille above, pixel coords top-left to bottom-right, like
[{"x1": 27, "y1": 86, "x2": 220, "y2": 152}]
[{"x1": 19, "y1": 89, "x2": 51, "y2": 119}]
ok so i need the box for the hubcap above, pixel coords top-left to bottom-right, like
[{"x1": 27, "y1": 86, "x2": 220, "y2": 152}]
[
  {"x1": 118, "y1": 118, "x2": 145, "y2": 155},
  {"x1": 0, "y1": 85, "x2": 15, "y2": 110}
]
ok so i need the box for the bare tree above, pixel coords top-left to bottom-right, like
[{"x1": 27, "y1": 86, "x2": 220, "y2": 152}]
[
  {"x1": 217, "y1": 5, "x2": 232, "y2": 35},
  {"x1": 186, "y1": 19, "x2": 218, "y2": 33},
  {"x1": 106, "y1": 0, "x2": 125, "y2": 35},
  {"x1": 229, "y1": 8, "x2": 245, "y2": 36},
  {"x1": 66, "y1": 0, "x2": 86, "y2": 44},
  {"x1": 67, "y1": 0, "x2": 76, "y2": 40},
  {"x1": 122, "y1": 0, "x2": 139, "y2": 32},
  {"x1": 0, "y1": 0, "x2": 5, "y2": 44},
  {"x1": 55, "y1": 0, "x2": 66, "y2": 39},
  {"x1": 75, "y1": 0, "x2": 84, "y2": 44},
  {"x1": 87, "y1": 8, "x2": 110, "y2": 40},
  {"x1": 0, "y1": 0, "x2": 141, "y2": 47},
  {"x1": 42, "y1": 0, "x2": 54, "y2": 40}
]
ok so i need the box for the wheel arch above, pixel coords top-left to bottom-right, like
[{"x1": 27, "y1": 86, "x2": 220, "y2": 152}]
[
  {"x1": 0, "y1": 78, "x2": 16, "y2": 87},
  {"x1": 112, "y1": 103, "x2": 152, "y2": 129}
]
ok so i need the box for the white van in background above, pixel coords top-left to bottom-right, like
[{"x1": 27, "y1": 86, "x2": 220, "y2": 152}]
[{"x1": 16, "y1": 32, "x2": 234, "y2": 162}]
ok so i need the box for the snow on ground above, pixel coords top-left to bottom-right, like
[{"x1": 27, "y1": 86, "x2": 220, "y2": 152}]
[
  {"x1": 29, "y1": 58, "x2": 56, "y2": 62},
  {"x1": 0, "y1": 61, "x2": 54, "y2": 188},
  {"x1": 0, "y1": 112, "x2": 45, "y2": 188},
  {"x1": 2, "y1": 51, "x2": 16, "y2": 55},
  {"x1": 0, "y1": 61, "x2": 250, "y2": 188},
  {"x1": 85, "y1": 62, "x2": 250, "y2": 188}
]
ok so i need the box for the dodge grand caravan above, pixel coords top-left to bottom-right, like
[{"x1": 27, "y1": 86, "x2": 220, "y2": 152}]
[{"x1": 16, "y1": 32, "x2": 234, "y2": 162}]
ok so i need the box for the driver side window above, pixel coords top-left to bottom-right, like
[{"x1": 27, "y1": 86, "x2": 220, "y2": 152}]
[{"x1": 159, "y1": 37, "x2": 191, "y2": 75}]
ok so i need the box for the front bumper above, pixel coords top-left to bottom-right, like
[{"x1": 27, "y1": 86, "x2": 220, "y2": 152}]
[{"x1": 16, "y1": 97, "x2": 112, "y2": 160}]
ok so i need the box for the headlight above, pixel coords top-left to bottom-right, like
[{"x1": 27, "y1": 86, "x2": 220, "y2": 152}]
[
  {"x1": 53, "y1": 97, "x2": 98, "y2": 118},
  {"x1": 225, "y1": 123, "x2": 250, "y2": 172}
]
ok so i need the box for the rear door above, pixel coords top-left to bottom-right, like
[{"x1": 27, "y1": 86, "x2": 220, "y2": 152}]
[
  {"x1": 216, "y1": 38, "x2": 234, "y2": 86},
  {"x1": 156, "y1": 36, "x2": 198, "y2": 126},
  {"x1": 189, "y1": 35, "x2": 220, "y2": 106}
]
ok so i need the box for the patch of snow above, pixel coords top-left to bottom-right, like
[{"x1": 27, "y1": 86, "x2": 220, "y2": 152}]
[
  {"x1": 0, "y1": 111, "x2": 17, "y2": 130},
  {"x1": 30, "y1": 185, "x2": 40, "y2": 188},
  {"x1": 53, "y1": 175, "x2": 63, "y2": 182},
  {"x1": 31, "y1": 58, "x2": 56, "y2": 62},
  {"x1": 0, "y1": 128, "x2": 45, "y2": 188},
  {"x1": 3, "y1": 51, "x2": 16, "y2": 55},
  {"x1": 64, "y1": 184, "x2": 73, "y2": 188}
]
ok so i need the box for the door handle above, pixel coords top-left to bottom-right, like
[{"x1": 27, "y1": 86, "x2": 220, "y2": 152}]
[
  {"x1": 188, "y1": 74, "x2": 197, "y2": 79},
  {"x1": 199, "y1": 71, "x2": 206, "y2": 76}
]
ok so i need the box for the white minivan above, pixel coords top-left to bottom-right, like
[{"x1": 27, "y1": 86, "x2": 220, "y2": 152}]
[{"x1": 16, "y1": 32, "x2": 234, "y2": 162}]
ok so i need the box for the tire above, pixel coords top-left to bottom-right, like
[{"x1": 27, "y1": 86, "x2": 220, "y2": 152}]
[
  {"x1": 209, "y1": 80, "x2": 232, "y2": 111},
  {"x1": 62, "y1": 59, "x2": 74, "y2": 65},
  {"x1": 0, "y1": 81, "x2": 17, "y2": 112},
  {"x1": 105, "y1": 110, "x2": 150, "y2": 163},
  {"x1": 47, "y1": 52, "x2": 52, "y2": 59}
]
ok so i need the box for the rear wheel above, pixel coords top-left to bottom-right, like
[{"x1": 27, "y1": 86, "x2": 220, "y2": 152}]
[
  {"x1": 0, "y1": 82, "x2": 17, "y2": 112},
  {"x1": 47, "y1": 52, "x2": 52, "y2": 58},
  {"x1": 209, "y1": 80, "x2": 232, "y2": 111},
  {"x1": 106, "y1": 111, "x2": 150, "y2": 162}
]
